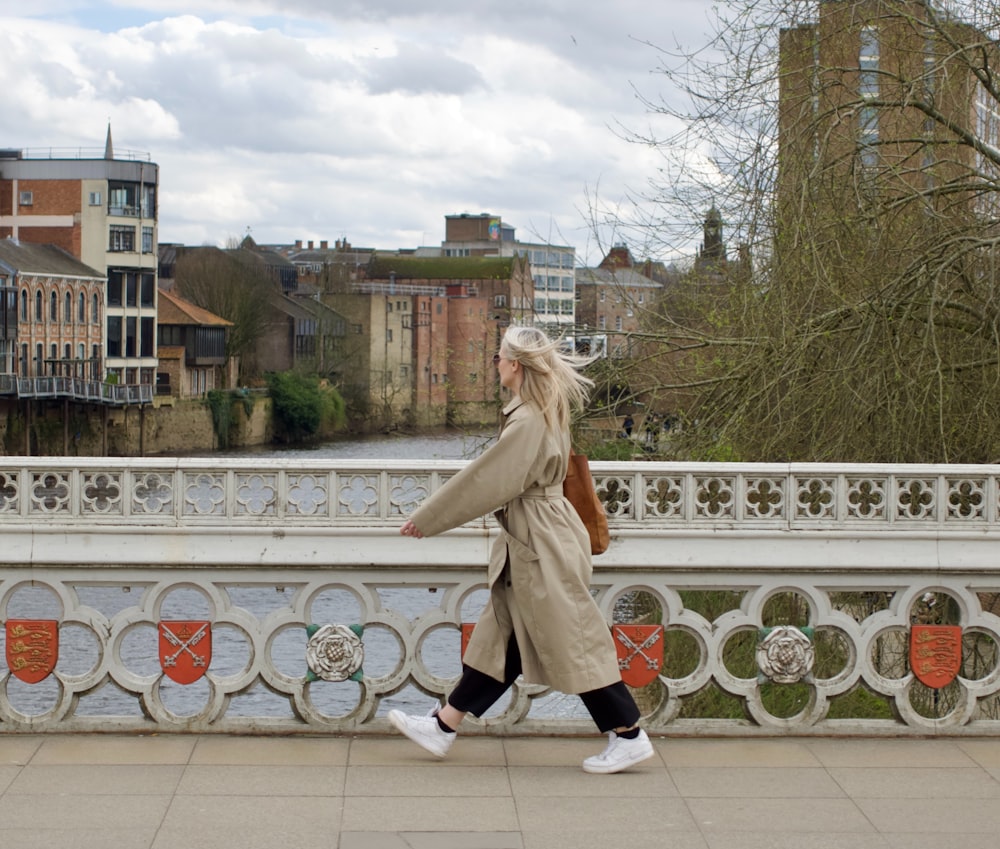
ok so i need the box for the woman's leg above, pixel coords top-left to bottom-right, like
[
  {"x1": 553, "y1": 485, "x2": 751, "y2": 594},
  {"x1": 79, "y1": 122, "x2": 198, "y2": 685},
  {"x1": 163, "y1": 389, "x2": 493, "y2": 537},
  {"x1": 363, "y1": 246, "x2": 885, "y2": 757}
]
[
  {"x1": 578, "y1": 680, "x2": 640, "y2": 733},
  {"x1": 443, "y1": 636, "x2": 523, "y2": 727}
]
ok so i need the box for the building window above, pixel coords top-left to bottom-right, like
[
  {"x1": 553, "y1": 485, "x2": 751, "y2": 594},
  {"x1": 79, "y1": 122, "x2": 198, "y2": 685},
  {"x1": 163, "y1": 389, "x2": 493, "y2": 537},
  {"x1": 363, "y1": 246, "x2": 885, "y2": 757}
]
[
  {"x1": 34, "y1": 343, "x2": 42, "y2": 376},
  {"x1": 109, "y1": 225, "x2": 136, "y2": 252},
  {"x1": 141, "y1": 317, "x2": 154, "y2": 357},
  {"x1": 495, "y1": 295, "x2": 507, "y2": 308},
  {"x1": 20, "y1": 289, "x2": 27, "y2": 322},
  {"x1": 615, "y1": 316, "x2": 623, "y2": 331},
  {"x1": 64, "y1": 291, "x2": 72, "y2": 324},
  {"x1": 140, "y1": 273, "x2": 154, "y2": 306},
  {"x1": 107, "y1": 316, "x2": 122, "y2": 357},
  {"x1": 859, "y1": 25, "x2": 880, "y2": 167},
  {"x1": 126, "y1": 316, "x2": 137, "y2": 357},
  {"x1": 19, "y1": 191, "x2": 32, "y2": 206},
  {"x1": 142, "y1": 226, "x2": 154, "y2": 254},
  {"x1": 92, "y1": 293, "x2": 99, "y2": 323},
  {"x1": 78, "y1": 292, "x2": 86, "y2": 323},
  {"x1": 88, "y1": 191, "x2": 102, "y2": 206},
  {"x1": 34, "y1": 290, "x2": 42, "y2": 322},
  {"x1": 49, "y1": 291, "x2": 57, "y2": 322},
  {"x1": 598, "y1": 316, "x2": 606, "y2": 330}
]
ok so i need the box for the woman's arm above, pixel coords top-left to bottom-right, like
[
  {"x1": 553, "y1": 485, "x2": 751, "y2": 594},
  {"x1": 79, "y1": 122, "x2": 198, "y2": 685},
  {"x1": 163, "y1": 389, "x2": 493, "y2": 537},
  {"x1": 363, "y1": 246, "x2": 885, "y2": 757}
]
[{"x1": 404, "y1": 408, "x2": 545, "y2": 538}]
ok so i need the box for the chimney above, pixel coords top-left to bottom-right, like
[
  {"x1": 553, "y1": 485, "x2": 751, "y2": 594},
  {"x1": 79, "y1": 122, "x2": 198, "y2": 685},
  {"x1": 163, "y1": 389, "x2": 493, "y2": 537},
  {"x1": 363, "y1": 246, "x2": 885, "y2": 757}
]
[
  {"x1": 320, "y1": 240, "x2": 328, "y2": 250},
  {"x1": 295, "y1": 240, "x2": 302, "y2": 249},
  {"x1": 308, "y1": 240, "x2": 314, "y2": 249}
]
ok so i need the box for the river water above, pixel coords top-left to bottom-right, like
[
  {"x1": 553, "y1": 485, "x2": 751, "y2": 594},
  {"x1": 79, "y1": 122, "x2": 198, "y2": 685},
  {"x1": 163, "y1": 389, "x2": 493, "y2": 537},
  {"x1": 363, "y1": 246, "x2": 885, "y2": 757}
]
[{"x1": 6, "y1": 428, "x2": 595, "y2": 723}]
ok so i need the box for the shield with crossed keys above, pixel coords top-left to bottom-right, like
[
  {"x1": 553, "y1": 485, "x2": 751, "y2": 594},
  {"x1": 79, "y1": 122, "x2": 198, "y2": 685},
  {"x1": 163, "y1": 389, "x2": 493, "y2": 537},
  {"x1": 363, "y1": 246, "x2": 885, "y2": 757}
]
[
  {"x1": 612, "y1": 624, "x2": 664, "y2": 687},
  {"x1": 158, "y1": 620, "x2": 212, "y2": 684}
]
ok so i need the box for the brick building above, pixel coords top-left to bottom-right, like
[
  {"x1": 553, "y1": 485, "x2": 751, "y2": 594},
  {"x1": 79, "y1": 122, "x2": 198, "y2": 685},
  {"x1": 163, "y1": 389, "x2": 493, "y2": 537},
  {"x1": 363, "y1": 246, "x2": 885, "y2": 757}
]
[{"x1": 0, "y1": 239, "x2": 105, "y2": 383}]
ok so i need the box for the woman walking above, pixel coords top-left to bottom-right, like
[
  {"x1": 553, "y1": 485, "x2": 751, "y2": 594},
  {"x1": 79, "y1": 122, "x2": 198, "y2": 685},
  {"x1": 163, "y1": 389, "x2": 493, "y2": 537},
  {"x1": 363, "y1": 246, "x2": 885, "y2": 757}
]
[{"x1": 389, "y1": 326, "x2": 653, "y2": 774}]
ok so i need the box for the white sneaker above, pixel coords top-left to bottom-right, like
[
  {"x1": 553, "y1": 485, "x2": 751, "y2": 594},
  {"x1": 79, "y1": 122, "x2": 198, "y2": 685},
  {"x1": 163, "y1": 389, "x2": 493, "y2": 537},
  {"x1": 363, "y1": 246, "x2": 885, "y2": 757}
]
[
  {"x1": 388, "y1": 707, "x2": 455, "y2": 759},
  {"x1": 582, "y1": 729, "x2": 654, "y2": 774}
]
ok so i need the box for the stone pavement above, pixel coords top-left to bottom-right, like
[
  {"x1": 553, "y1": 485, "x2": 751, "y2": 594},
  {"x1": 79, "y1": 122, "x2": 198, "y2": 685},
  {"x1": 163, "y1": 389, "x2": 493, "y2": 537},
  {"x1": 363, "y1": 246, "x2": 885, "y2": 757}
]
[{"x1": 3, "y1": 732, "x2": 1000, "y2": 849}]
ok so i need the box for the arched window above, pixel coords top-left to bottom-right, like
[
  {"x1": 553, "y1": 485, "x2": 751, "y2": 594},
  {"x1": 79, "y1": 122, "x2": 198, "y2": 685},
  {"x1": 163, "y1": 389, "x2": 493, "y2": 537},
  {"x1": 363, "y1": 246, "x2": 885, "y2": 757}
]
[
  {"x1": 20, "y1": 289, "x2": 27, "y2": 322},
  {"x1": 64, "y1": 291, "x2": 72, "y2": 323},
  {"x1": 92, "y1": 293, "x2": 99, "y2": 324},
  {"x1": 34, "y1": 290, "x2": 42, "y2": 322},
  {"x1": 49, "y1": 291, "x2": 57, "y2": 322},
  {"x1": 78, "y1": 292, "x2": 86, "y2": 323}
]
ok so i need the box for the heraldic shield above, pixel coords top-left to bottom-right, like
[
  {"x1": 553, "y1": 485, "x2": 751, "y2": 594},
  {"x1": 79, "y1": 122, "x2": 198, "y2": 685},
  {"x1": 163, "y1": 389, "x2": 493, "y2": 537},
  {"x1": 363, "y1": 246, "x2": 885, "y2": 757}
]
[
  {"x1": 5, "y1": 619, "x2": 58, "y2": 684},
  {"x1": 613, "y1": 624, "x2": 664, "y2": 687},
  {"x1": 159, "y1": 620, "x2": 212, "y2": 684},
  {"x1": 910, "y1": 624, "x2": 962, "y2": 689}
]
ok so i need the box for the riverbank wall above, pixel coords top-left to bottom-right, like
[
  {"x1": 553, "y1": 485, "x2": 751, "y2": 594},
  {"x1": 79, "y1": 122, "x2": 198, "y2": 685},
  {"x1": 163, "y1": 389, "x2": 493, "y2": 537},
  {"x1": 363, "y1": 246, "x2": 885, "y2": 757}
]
[{"x1": 0, "y1": 394, "x2": 275, "y2": 456}]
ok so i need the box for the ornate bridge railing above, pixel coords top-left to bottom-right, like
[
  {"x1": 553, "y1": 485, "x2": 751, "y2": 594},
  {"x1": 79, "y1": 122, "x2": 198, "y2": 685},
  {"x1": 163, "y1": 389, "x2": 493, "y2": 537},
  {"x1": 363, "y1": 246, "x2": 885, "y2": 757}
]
[{"x1": 1, "y1": 458, "x2": 1000, "y2": 736}]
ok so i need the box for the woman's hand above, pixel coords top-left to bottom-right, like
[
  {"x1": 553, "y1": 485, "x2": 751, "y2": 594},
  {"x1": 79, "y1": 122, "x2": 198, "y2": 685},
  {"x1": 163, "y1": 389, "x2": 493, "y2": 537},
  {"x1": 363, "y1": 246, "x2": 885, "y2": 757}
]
[{"x1": 400, "y1": 520, "x2": 424, "y2": 539}]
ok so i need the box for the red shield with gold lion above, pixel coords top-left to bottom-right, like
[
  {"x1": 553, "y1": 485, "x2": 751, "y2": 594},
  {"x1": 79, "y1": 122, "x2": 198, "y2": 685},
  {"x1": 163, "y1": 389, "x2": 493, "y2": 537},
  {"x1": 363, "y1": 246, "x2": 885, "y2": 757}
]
[
  {"x1": 910, "y1": 624, "x2": 962, "y2": 689},
  {"x1": 5, "y1": 619, "x2": 59, "y2": 683},
  {"x1": 613, "y1": 624, "x2": 664, "y2": 687},
  {"x1": 159, "y1": 620, "x2": 212, "y2": 684}
]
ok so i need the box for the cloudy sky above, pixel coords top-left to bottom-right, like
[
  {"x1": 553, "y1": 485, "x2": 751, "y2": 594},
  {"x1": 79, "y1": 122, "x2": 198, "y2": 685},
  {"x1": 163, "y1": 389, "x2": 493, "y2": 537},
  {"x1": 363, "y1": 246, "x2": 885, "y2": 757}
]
[{"x1": 0, "y1": 0, "x2": 718, "y2": 264}]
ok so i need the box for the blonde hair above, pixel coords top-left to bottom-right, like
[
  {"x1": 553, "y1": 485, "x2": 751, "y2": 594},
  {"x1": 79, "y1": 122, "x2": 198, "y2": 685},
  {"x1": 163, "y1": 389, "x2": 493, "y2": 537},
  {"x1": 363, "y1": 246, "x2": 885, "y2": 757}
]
[{"x1": 501, "y1": 325, "x2": 594, "y2": 433}]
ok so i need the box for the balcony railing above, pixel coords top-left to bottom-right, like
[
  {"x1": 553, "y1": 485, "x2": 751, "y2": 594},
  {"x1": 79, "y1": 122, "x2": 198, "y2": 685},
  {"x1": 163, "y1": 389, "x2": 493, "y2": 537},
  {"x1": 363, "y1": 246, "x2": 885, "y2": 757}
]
[
  {"x1": 1, "y1": 458, "x2": 1000, "y2": 736},
  {"x1": 4, "y1": 377, "x2": 153, "y2": 404}
]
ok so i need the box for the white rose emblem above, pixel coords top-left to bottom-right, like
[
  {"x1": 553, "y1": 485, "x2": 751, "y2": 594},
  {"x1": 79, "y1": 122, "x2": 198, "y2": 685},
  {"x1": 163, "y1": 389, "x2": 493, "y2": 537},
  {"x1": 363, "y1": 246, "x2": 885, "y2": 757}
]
[
  {"x1": 757, "y1": 625, "x2": 814, "y2": 684},
  {"x1": 306, "y1": 624, "x2": 364, "y2": 682}
]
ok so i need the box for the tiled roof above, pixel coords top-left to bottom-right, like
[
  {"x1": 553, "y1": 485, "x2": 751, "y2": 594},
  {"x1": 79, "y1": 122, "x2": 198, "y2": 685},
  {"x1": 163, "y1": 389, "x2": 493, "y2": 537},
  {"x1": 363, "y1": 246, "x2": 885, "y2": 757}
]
[
  {"x1": 157, "y1": 289, "x2": 233, "y2": 326},
  {"x1": 0, "y1": 239, "x2": 104, "y2": 279}
]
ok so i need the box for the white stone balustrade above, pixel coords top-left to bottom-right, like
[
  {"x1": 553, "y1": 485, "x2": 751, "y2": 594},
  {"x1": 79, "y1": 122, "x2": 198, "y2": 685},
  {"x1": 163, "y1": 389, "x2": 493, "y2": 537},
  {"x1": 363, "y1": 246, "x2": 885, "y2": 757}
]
[{"x1": 2, "y1": 458, "x2": 1000, "y2": 736}]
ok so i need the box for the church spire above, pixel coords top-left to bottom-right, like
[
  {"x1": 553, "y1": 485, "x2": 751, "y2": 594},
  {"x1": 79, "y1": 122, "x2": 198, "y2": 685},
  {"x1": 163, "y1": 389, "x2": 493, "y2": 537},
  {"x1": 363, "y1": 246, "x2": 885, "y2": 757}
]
[{"x1": 104, "y1": 122, "x2": 114, "y2": 160}]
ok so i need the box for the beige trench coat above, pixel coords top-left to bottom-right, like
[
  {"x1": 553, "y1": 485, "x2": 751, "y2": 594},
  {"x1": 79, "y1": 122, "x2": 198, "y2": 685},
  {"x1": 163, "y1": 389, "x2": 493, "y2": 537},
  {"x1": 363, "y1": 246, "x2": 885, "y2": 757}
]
[{"x1": 409, "y1": 396, "x2": 622, "y2": 694}]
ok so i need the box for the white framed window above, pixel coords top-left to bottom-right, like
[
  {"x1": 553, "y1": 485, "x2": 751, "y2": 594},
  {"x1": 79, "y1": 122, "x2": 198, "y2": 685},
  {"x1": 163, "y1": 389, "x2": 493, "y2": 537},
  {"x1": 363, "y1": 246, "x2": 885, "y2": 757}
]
[
  {"x1": 109, "y1": 225, "x2": 136, "y2": 252},
  {"x1": 18, "y1": 191, "x2": 32, "y2": 206},
  {"x1": 88, "y1": 192, "x2": 102, "y2": 206}
]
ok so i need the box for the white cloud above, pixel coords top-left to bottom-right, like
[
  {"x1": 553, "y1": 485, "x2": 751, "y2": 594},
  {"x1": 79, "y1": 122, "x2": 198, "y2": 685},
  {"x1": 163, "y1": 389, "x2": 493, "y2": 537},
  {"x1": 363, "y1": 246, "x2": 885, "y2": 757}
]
[{"x1": 0, "y1": 1, "x2": 719, "y2": 263}]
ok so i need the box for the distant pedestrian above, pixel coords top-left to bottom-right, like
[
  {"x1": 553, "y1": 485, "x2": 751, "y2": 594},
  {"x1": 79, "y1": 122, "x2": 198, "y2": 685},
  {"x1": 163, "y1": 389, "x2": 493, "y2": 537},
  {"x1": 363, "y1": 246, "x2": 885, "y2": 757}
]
[
  {"x1": 644, "y1": 414, "x2": 658, "y2": 445},
  {"x1": 622, "y1": 415, "x2": 634, "y2": 438}
]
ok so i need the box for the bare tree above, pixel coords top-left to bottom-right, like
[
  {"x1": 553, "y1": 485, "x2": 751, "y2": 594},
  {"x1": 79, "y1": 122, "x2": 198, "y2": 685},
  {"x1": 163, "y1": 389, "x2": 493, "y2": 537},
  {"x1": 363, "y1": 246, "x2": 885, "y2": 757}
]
[
  {"x1": 173, "y1": 247, "x2": 275, "y2": 382},
  {"x1": 614, "y1": 0, "x2": 1000, "y2": 462}
]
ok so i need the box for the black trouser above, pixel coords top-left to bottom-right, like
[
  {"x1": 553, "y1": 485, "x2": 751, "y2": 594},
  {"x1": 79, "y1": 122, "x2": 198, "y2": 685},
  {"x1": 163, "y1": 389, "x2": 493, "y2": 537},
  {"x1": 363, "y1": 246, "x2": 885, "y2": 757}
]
[{"x1": 447, "y1": 635, "x2": 641, "y2": 733}]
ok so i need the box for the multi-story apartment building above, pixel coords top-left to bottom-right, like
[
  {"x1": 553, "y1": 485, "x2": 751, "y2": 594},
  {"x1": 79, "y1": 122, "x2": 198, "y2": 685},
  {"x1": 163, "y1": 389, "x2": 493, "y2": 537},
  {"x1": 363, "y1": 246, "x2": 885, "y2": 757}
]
[
  {"x1": 440, "y1": 213, "x2": 576, "y2": 338},
  {"x1": 0, "y1": 130, "x2": 159, "y2": 391},
  {"x1": 777, "y1": 0, "x2": 1000, "y2": 245}
]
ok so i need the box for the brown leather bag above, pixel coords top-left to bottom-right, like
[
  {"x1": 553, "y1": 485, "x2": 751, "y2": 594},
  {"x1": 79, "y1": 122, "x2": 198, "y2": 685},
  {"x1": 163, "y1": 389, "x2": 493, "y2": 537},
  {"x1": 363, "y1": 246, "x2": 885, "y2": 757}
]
[{"x1": 563, "y1": 449, "x2": 610, "y2": 555}]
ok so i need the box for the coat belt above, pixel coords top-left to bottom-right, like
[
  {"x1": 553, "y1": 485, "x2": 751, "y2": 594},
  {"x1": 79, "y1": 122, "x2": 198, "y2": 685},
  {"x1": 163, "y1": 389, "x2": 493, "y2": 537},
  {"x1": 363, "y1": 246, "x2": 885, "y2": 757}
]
[{"x1": 519, "y1": 484, "x2": 563, "y2": 499}]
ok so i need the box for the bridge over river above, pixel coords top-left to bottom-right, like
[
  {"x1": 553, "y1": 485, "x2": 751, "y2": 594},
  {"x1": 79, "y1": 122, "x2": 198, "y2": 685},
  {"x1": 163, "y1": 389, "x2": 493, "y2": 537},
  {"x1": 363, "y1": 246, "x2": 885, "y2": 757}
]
[{"x1": 2, "y1": 457, "x2": 1000, "y2": 737}]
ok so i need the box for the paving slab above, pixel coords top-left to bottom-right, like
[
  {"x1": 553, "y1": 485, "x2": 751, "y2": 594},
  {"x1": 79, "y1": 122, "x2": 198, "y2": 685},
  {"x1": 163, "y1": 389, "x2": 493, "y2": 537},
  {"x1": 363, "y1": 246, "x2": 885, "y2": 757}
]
[{"x1": 0, "y1": 732, "x2": 998, "y2": 849}]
